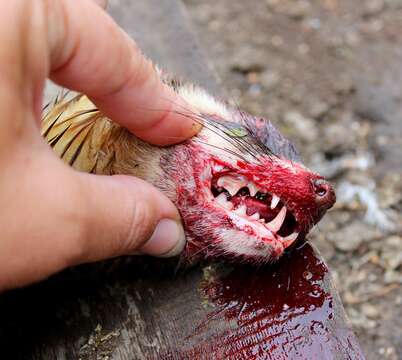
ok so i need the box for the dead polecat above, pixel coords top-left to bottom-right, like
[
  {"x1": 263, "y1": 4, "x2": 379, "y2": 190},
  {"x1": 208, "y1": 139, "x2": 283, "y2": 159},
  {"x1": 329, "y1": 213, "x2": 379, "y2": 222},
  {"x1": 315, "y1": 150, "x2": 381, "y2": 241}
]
[{"x1": 42, "y1": 73, "x2": 335, "y2": 264}]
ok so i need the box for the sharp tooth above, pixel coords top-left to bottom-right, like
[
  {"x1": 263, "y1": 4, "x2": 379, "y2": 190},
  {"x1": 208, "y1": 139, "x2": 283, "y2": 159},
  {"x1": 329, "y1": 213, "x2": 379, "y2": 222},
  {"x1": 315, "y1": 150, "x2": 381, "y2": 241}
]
[
  {"x1": 216, "y1": 176, "x2": 247, "y2": 196},
  {"x1": 216, "y1": 193, "x2": 228, "y2": 205},
  {"x1": 217, "y1": 178, "x2": 224, "y2": 188},
  {"x1": 282, "y1": 232, "x2": 299, "y2": 247},
  {"x1": 224, "y1": 201, "x2": 234, "y2": 211},
  {"x1": 258, "y1": 218, "x2": 266, "y2": 223},
  {"x1": 266, "y1": 206, "x2": 287, "y2": 233},
  {"x1": 234, "y1": 204, "x2": 247, "y2": 216},
  {"x1": 215, "y1": 193, "x2": 233, "y2": 210},
  {"x1": 247, "y1": 182, "x2": 259, "y2": 197},
  {"x1": 271, "y1": 194, "x2": 280, "y2": 209},
  {"x1": 226, "y1": 183, "x2": 243, "y2": 197},
  {"x1": 249, "y1": 212, "x2": 260, "y2": 220}
]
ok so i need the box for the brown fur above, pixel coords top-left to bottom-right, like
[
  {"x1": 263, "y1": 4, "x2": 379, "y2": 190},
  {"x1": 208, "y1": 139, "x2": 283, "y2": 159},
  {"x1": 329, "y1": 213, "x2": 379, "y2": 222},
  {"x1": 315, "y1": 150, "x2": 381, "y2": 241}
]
[{"x1": 42, "y1": 94, "x2": 166, "y2": 184}]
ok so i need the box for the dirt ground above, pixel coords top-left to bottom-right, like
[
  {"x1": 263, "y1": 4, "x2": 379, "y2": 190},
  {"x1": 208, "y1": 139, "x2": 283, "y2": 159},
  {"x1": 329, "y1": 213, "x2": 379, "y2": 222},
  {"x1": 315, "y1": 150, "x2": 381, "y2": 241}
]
[{"x1": 184, "y1": 1, "x2": 402, "y2": 359}]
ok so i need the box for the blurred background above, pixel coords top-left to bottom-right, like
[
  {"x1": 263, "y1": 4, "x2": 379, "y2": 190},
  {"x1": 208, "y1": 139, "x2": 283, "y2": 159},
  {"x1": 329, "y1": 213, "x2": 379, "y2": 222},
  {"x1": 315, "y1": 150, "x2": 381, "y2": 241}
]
[{"x1": 182, "y1": 0, "x2": 402, "y2": 359}]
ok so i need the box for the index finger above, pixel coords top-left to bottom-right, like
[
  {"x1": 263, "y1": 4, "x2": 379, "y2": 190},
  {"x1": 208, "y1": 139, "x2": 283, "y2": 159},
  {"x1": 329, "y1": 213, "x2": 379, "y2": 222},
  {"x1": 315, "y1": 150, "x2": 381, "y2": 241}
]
[{"x1": 47, "y1": 0, "x2": 201, "y2": 145}]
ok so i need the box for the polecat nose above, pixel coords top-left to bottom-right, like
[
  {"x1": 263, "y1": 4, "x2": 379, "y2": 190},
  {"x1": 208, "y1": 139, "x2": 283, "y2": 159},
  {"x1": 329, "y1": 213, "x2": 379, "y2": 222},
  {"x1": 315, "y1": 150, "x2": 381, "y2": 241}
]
[{"x1": 313, "y1": 178, "x2": 336, "y2": 210}]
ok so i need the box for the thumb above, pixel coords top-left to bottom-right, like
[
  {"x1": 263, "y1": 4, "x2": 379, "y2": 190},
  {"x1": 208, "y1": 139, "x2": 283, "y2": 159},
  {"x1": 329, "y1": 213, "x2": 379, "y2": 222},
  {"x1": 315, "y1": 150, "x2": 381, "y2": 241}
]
[{"x1": 72, "y1": 172, "x2": 186, "y2": 264}]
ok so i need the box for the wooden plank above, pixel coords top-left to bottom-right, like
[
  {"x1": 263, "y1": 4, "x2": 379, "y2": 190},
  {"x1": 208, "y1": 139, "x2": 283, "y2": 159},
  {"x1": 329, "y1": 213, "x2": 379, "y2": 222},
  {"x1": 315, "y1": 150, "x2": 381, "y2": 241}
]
[{"x1": 0, "y1": 1, "x2": 364, "y2": 359}]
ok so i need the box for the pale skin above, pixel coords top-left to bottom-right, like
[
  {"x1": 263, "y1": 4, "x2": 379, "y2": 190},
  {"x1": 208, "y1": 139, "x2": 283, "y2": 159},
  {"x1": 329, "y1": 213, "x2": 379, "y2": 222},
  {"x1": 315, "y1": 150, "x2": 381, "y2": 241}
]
[{"x1": 0, "y1": 0, "x2": 201, "y2": 291}]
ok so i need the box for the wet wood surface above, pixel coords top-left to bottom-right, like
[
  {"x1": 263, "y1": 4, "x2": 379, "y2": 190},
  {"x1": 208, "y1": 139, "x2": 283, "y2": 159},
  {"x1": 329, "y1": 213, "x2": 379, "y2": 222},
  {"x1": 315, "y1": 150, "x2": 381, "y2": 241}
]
[{"x1": 0, "y1": 1, "x2": 364, "y2": 359}]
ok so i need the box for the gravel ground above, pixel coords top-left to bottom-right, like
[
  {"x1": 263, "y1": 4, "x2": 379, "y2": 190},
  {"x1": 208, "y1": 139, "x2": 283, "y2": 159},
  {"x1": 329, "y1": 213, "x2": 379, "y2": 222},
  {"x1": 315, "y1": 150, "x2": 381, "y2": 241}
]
[{"x1": 184, "y1": 1, "x2": 402, "y2": 359}]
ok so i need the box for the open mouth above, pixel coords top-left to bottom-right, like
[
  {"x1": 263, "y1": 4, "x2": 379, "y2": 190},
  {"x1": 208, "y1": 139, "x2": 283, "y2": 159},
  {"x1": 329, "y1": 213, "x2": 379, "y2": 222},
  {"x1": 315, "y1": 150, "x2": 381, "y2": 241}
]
[{"x1": 211, "y1": 173, "x2": 300, "y2": 248}]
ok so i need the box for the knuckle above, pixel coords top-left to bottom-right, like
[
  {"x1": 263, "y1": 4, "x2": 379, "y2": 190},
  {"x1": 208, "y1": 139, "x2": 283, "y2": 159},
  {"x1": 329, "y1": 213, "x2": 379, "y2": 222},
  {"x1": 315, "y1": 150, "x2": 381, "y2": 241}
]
[{"x1": 122, "y1": 199, "x2": 155, "y2": 252}]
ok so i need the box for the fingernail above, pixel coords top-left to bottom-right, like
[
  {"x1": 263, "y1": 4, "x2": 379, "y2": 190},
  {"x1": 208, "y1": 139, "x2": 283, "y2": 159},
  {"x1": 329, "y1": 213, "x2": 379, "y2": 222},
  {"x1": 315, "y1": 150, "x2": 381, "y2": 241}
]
[{"x1": 140, "y1": 219, "x2": 186, "y2": 257}]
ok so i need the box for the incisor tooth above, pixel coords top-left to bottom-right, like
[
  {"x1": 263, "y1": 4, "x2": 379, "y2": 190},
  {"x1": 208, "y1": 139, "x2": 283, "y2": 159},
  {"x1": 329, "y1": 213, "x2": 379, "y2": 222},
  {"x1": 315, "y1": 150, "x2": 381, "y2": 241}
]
[
  {"x1": 234, "y1": 204, "x2": 247, "y2": 216},
  {"x1": 249, "y1": 212, "x2": 260, "y2": 220},
  {"x1": 271, "y1": 194, "x2": 280, "y2": 209},
  {"x1": 217, "y1": 176, "x2": 247, "y2": 196},
  {"x1": 215, "y1": 193, "x2": 234, "y2": 210},
  {"x1": 248, "y1": 182, "x2": 259, "y2": 197},
  {"x1": 226, "y1": 184, "x2": 243, "y2": 197},
  {"x1": 266, "y1": 206, "x2": 287, "y2": 233}
]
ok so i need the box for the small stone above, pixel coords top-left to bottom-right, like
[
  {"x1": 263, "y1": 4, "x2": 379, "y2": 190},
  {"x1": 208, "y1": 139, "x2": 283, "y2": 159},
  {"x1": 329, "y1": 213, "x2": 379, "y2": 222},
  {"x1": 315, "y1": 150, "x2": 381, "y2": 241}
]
[
  {"x1": 361, "y1": 19, "x2": 384, "y2": 33},
  {"x1": 385, "y1": 235, "x2": 402, "y2": 247},
  {"x1": 344, "y1": 31, "x2": 361, "y2": 46},
  {"x1": 305, "y1": 17, "x2": 321, "y2": 30},
  {"x1": 297, "y1": 43, "x2": 310, "y2": 55},
  {"x1": 343, "y1": 291, "x2": 359, "y2": 305},
  {"x1": 248, "y1": 83, "x2": 262, "y2": 97},
  {"x1": 309, "y1": 101, "x2": 330, "y2": 119},
  {"x1": 266, "y1": 0, "x2": 280, "y2": 7},
  {"x1": 378, "y1": 346, "x2": 396, "y2": 357},
  {"x1": 380, "y1": 236, "x2": 402, "y2": 270},
  {"x1": 361, "y1": 303, "x2": 380, "y2": 319},
  {"x1": 321, "y1": 119, "x2": 358, "y2": 154},
  {"x1": 271, "y1": 35, "x2": 284, "y2": 47},
  {"x1": 384, "y1": 270, "x2": 402, "y2": 284},
  {"x1": 285, "y1": 1, "x2": 311, "y2": 20},
  {"x1": 381, "y1": 250, "x2": 402, "y2": 270},
  {"x1": 290, "y1": 91, "x2": 303, "y2": 104},
  {"x1": 208, "y1": 20, "x2": 222, "y2": 32},
  {"x1": 229, "y1": 47, "x2": 265, "y2": 74},
  {"x1": 327, "y1": 222, "x2": 378, "y2": 252},
  {"x1": 334, "y1": 78, "x2": 355, "y2": 94},
  {"x1": 260, "y1": 70, "x2": 280, "y2": 91},
  {"x1": 283, "y1": 111, "x2": 319, "y2": 143},
  {"x1": 364, "y1": 0, "x2": 385, "y2": 16},
  {"x1": 246, "y1": 72, "x2": 259, "y2": 84},
  {"x1": 347, "y1": 307, "x2": 377, "y2": 329}
]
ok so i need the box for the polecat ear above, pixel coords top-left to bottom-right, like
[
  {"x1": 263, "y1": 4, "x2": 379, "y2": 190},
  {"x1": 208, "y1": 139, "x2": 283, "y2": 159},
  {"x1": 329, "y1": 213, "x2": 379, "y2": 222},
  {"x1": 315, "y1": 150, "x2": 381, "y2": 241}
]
[{"x1": 241, "y1": 114, "x2": 302, "y2": 163}]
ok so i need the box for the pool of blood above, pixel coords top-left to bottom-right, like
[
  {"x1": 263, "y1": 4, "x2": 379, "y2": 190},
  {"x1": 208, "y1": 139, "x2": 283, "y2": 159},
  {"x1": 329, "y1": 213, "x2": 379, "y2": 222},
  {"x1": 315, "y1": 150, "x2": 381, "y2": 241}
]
[{"x1": 163, "y1": 242, "x2": 365, "y2": 360}]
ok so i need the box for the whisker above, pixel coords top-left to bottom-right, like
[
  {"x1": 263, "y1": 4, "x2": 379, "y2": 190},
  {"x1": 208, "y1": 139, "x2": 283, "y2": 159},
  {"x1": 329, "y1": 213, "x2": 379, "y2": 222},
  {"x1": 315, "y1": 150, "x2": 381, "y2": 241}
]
[
  {"x1": 135, "y1": 97, "x2": 274, "y2": 165},
  {"x1": 193, "y1": 139, "x2": 248, "y2": 162},
  {"x1": 185, "y1": 241, "x2": 216, "y2": 261},
  {"x1": 54, "y1": 94, "x2": 275, "y2": 167}
]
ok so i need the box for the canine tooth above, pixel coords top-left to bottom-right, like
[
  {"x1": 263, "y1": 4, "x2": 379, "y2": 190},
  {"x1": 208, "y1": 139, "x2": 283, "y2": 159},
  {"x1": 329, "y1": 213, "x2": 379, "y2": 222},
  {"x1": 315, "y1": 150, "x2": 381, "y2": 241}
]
[
  {"x1": 217, "y1": 177, "x2": 225, "y2": 188},
  {"x1": 248, "y1": 182, "x2": 259, "y2": 197},
  {"x1": 216, "y1": 193, "x2": 228, "y2": 205},
  {"x1": 271, "y1": 194, "x2": 280, "y2": 209},
  {"x1": 266, "y1": 206, "x2": 287, "y2": 233},
  {"x1": 249, "y1": 212, "x2": 260, "y2": 220},
  {"x1": 282, "y1": 232, "x2": 299, "y2": 246},
  {"x1": 234, "y1": 204, "x2": 247, "y2": 216}
]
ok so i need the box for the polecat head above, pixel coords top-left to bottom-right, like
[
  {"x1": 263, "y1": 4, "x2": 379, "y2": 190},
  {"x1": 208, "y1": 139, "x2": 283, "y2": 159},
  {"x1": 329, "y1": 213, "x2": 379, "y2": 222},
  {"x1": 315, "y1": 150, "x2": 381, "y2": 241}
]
[
  {"x1": 162, "y1": 84, "x2": 336, "y2": 264},
  {"x1": 42, "y1": 77, "x2": 335, "y2": 265}
]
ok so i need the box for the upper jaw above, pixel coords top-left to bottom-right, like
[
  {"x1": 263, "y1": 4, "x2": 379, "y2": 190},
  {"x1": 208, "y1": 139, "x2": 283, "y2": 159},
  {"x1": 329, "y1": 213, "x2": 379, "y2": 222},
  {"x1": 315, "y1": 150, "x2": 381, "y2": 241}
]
[{"x1": 210, "y1": 172, "x2": 301, "y2": 251}]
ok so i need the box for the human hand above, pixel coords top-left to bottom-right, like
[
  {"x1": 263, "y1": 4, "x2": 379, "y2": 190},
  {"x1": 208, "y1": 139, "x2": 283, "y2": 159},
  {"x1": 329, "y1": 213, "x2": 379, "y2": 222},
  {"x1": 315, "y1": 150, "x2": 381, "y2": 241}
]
[{"x1": 0, "y1": 0, "x2": 200, "y2": 291}]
